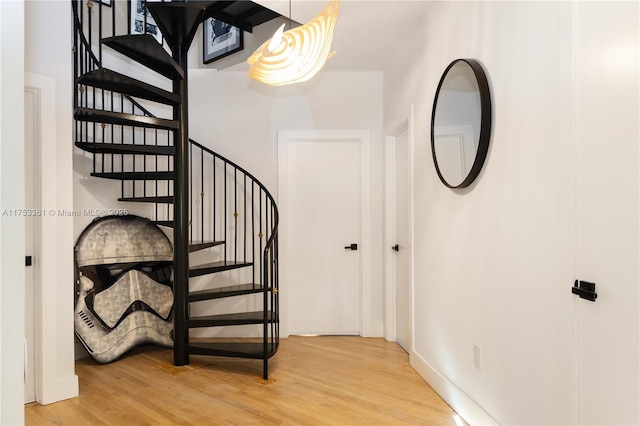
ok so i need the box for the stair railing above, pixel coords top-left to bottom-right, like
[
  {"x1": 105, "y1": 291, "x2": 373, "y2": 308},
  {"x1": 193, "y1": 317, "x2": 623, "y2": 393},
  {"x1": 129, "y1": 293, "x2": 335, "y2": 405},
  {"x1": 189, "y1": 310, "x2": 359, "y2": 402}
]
[
  {"x1": 73, "y1": 0, "x2": 175, "y2": 224},
  {"x1": 73, "y1": 0, "x2": 279, "y2": 363}
]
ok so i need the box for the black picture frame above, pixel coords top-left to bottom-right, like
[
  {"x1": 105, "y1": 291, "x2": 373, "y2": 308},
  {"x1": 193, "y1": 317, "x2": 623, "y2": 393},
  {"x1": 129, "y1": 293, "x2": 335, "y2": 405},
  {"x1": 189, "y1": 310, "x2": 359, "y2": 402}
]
[
  {"x1": 128, "y1": 0, "x2": 163, "y2": 44},
  {"x1": 203, "y1": 18, "x2": 243, "y2": 64}
]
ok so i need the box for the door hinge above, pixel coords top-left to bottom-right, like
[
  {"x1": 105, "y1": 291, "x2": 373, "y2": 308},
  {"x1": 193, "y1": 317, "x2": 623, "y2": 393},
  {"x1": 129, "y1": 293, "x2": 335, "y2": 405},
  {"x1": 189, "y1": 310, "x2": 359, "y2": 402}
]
[
  {"x1": 572, "y1": 280, "x2": 597, "y2": 302},
  {"x1": 25, "y1": 256, "x2": 32, "y2": 267}
]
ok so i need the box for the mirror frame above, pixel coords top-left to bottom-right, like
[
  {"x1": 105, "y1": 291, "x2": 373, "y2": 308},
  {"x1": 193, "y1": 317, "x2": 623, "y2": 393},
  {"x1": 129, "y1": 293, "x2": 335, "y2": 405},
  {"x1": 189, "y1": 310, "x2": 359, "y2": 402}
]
[{"x1": 430, "y1": 58, "x2": 492, "y2": 189}]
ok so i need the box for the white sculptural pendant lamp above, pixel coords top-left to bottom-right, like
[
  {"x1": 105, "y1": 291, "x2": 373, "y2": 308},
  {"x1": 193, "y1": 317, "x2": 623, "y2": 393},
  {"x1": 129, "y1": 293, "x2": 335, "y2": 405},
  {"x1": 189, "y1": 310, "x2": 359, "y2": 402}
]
[{"x1": 247, "y1": 0, "x2": 339, "y2": 86}]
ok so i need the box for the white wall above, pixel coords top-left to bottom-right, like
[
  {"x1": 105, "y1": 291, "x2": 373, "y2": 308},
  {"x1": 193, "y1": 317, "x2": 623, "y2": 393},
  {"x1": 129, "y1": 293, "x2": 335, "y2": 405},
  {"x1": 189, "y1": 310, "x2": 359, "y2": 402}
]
[
  {"x1": 25, "y1": 0, "x2": 79, "y2": 406},
  {"x1": 0, "y1": 1, "x2": 26, "y2": 423},
  {"x1": 189, "y1": 70, "x2": 385, "y2": 336},
  {"x1": 384, "y1": 1, "x2": 639, "y2": 425}
]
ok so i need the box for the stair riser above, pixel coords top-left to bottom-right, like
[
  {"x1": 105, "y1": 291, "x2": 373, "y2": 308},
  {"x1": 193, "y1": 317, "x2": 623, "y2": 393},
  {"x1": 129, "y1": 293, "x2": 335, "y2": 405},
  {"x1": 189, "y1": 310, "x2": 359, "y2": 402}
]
[
  {"x1": 92, "y1": 172, "x2": 174, "y2": 181},
  {"x1": 77, "y1": 69, "x2": 180, "y2": 106},
  {"x1": 189, "y1": 263, "x2": 252, "y2": 278},
  {"x1": 188, "y1": 318, "x2": 277, "y2": 328},
  {"x1": 75, "y1": 142, "x2": 175, "y2": 156},
  {"x1": 75, "y1": 108, "x2": 179, "y2": 130},
  {"x1": 188, "y1": 289, "x2": 263, "y2": 303}
]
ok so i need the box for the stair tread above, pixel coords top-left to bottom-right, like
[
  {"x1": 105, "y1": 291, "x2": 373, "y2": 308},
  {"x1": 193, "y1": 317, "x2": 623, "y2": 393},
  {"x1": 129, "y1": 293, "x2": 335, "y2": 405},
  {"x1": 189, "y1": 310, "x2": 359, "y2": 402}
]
[
  {"x1": 118, "y1": 196, "x2": 174, "y2": 203},
  {"x1": 189, "y1": 310, "x2": 277, "y2": 327},
  {"x1": 75, "y1": 108, "x2": 179, "y2": 130},
  {"x1": 102, "y1": 34, "x2": 184, "y2": 80},
  {"x1": 75, "y1": 141, "x2": 175, "y2": 156},
  {"x1": 189, "y1": 283, "x2": 263, "y2": 302},
  {"x1": 189, "y1": 260, "x2": 252, "y2": 277},
  {"x1": 153, "y1": 220, "x2": 174, "y2": 227},
  {"x1": 147, "y1": 2, "x2": 205, "y2": 50},
  {"x1": 92, "y1": 171, "x2": 175, "y2": 180},
  {"x1": 189, "y1": 240, "x2": 224, "y2": 252},
  {"x1": 203, "y1": 1, "x2": 281, "y2": 33},
  {"x1": 77, "y1": 68, "x2": 180, "y2": 105},
  {"x1": 188, "y1": 341, "x2": 278, "y2": 359}
]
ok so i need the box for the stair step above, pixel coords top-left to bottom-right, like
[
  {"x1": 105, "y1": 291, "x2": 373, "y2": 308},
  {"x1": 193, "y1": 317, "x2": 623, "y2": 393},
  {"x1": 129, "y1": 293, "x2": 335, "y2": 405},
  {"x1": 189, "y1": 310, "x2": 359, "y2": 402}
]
[
  {"x1": 189, "y1": 240, "x2": 224, "y2": 253},
  {"x1": 75, "y1": 108, "x2": 179, "y2": 130},
  {"x1": 102, "y1": 34, "x2": 184, "y2": 80},
  {"x1": 204, "y1": 1, "x2": 281, "y2": 33},
  {"x1": 91, "y1": 171, "x2": 174, "y2": 181},
  {"x1": 188, "y1": 283, "x2": 263, "y2": 302},
  {"x1": 153, "y1": 220, "x2": 174, "y2": 227},
  {"x1": 77, "y1": 68, "x2": 180, "y2": 106},
  {"x1": 75, "y1": 141, "x2": 175, "y2": 156},
  {"x1": 147, "y1": 2, "x2": 205, "y2": 50},
  {"x1": 188, "y1": 341, "x2": 278, "y2": 359},
  {"x1": 188, "y1": 311, "x2": 277, "y2": 328},
  {"x1": 118, "y1": 196, "x2": 174, "y2": 204},
  {"x1": 189, "y1": 260, "x2": 252, "y2": 278}
]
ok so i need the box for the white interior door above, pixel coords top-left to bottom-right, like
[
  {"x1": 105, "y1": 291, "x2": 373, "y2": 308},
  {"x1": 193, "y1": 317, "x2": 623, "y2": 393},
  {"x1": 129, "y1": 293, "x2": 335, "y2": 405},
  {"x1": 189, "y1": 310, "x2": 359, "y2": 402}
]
[
  {"x1": 279, "y1": 131, "x2": 372, "y2": 336},
  {"x1": 575, "y1": 3, "x2": 639, "y2": 424},
  {"x1": 24, "y1": 87, "x2": 37, "y2": 404},
  {"x1": 394, "y1": 126, "x2": 411, "y2": 352}
]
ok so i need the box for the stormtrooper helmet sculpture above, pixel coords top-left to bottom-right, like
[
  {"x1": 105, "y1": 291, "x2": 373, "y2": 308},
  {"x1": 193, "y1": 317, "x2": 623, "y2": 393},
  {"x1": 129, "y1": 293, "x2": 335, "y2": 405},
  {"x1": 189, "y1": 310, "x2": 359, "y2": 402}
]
[{"x1": 74, "y1": 215, "x2": 174, "y2": 363}]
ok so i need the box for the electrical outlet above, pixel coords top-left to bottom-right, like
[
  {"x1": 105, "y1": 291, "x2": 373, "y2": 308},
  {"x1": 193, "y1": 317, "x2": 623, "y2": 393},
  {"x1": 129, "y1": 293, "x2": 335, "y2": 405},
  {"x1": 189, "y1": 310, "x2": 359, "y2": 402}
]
[{"x1": 474, "y1": 343, "x2": 481, "y2": 369}]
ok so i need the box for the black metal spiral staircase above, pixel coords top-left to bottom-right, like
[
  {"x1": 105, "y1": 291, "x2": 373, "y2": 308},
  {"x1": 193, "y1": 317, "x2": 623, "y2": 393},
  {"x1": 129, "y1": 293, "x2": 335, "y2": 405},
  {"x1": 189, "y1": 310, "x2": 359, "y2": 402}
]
[{"x1": 72, "y1": 0, "x2": 280, "y2": 379}]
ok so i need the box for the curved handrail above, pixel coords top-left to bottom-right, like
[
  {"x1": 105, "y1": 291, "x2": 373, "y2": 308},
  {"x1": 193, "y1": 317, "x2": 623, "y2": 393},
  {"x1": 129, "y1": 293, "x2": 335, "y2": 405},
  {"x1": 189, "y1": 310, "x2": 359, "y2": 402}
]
[{"x1": 190, "y1": 138, "x2": 279, "y2": 294}]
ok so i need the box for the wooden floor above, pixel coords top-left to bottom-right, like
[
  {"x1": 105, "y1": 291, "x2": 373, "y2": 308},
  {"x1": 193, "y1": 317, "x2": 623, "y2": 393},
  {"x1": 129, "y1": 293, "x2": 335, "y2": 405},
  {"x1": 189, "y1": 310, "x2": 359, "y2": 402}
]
[{"x1": 26, "y1": 336, "x2": 463, "y2": 425}]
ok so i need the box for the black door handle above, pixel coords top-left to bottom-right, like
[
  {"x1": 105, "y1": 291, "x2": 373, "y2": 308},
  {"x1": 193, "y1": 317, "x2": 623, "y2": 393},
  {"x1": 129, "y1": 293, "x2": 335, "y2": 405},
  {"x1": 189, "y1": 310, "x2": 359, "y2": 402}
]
[
  {"x1": 344, "y1": 243, "x2": 358, "y2": 251},
  {"x1": 392, "y1": 244, "x2": 399, "y2": 252},
  {"x1": 25, "y1": 256, "x2": 32, "y2": 267}
]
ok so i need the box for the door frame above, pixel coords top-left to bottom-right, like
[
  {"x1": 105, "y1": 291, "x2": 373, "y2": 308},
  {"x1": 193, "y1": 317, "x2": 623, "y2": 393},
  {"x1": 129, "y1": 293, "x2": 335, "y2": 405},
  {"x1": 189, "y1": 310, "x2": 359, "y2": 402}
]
[
  {"x1": 24, "y1": 75, "x2": 41, "y2": 404},
  {"x1": 384, "y1": 107, "x2": 415, "y2": 356},
  {"x1": 277, "y1": 130, "x2": 372, "y2": 337},
  {"x1": 25, "y1": 72, "x2": 79, "y2": 404}
]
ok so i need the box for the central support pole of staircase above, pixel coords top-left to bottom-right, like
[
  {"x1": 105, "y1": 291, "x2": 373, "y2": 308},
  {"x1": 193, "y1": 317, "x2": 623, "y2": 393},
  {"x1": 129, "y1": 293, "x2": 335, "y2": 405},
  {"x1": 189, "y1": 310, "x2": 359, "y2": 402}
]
[
  {"x1": 173, "y1": 41, "x2": 190, "y2": 366},
  {"x1": 144, "y1": 1, "x2": 206, "y2": 367}
]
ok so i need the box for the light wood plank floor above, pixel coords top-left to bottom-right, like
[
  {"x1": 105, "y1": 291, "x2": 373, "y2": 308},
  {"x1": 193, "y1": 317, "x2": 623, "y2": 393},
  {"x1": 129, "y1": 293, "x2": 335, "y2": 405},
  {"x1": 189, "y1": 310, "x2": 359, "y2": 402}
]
[{"x1": 26, "y1": 336, "x2": 464, "y2": 425}]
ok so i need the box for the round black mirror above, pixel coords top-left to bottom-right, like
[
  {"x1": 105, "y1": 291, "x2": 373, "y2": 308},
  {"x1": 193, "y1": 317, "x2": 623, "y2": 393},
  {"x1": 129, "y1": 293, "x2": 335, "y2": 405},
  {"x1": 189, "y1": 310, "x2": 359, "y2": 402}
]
[{"x1": 431, "y1": 59, "x2": 492, "y2": 188}]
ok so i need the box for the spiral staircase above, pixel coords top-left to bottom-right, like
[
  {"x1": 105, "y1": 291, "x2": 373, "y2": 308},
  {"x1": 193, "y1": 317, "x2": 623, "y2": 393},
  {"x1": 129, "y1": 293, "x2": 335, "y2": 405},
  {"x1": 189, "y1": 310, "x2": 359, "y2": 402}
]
[{"x1": 72, "y1": 0, "x2": 280, "y2": 379}]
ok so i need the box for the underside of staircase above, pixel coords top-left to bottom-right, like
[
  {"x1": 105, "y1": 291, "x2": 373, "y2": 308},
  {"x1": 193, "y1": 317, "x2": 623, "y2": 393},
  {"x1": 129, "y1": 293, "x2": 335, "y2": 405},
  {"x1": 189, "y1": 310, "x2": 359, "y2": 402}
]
[{"x1": 72, "y1": 0, "x2": 280, "y2": 379}]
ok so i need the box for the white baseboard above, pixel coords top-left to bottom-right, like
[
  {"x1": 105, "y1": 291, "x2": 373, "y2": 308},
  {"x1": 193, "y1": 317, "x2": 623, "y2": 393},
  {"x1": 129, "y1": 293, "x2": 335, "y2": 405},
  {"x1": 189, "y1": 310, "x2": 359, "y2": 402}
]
[
  {"x1": 412, "y1": 350, "x2": 499, "y2": 426},
  {"x1": 39, "y1": 374, "x2": 79, "y2": 405}
]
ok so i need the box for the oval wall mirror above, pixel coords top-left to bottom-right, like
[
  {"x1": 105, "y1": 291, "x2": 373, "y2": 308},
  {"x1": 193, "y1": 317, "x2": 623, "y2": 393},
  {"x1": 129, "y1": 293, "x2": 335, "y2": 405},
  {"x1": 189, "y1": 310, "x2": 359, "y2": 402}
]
[{"x1": 431, "y1": 58, "x2": 492, "y2": 189}]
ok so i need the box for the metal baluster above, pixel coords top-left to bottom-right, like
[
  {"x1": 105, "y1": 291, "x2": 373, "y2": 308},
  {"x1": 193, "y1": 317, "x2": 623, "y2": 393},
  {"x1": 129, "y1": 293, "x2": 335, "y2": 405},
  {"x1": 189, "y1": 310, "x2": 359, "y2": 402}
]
[
  {"x1": 259, "y1": 190, "x2": 262, "y2": 287},
  {"x1": 213, "y1": 156, "x2": 216, "y2": 241},
  {"x1": 155, "y1": 128, "x2": 158, "y2": 215},
  {"x1": 120, "y1": 95, "x2": 124, "y2": 196},
  {"x1": 98, "y1": 0, "x2": 102, "y2": 64},
  {"x1": 189, "y1": 143, "x2": 193, "y2": 241},
  {"x1": 234, "y1": 168, "x2": 237, "y2": 263},
  {"x1": 201, "y1": 147, "x2": 204, "y2": 243},
  {"x1": 112, "y1": 0, "x2": 115, "y2": 37},
  {"x1": 132, "y1": 102, "x2": 136, "y2": 198},
  {"x1": 244, "y1": 174, "x2": 247, "y2": 263},
  {"x1": 251, "y1": 182, "x2": 255, "y2": 287},
  {"x1": 224, "y1": 162, "x2": 227, "y2": 263}
]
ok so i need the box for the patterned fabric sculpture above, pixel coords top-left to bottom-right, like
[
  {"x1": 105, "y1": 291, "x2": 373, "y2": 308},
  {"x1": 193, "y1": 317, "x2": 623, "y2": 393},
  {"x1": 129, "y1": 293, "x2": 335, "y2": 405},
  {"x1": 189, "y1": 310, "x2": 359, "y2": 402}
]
[{"x1": 74, "y1": 215, "x2": 174, "y2": 363}]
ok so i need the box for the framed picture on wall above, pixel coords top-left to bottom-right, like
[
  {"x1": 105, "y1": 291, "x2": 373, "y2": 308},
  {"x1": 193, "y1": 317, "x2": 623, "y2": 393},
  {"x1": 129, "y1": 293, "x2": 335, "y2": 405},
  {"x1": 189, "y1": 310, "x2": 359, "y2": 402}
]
[
  {"x1": 203, "y1": 18, "x2": 243, "y2": 64},
  {"x1": 128, "y1": 0, "x2": 163, "y2": 44}
]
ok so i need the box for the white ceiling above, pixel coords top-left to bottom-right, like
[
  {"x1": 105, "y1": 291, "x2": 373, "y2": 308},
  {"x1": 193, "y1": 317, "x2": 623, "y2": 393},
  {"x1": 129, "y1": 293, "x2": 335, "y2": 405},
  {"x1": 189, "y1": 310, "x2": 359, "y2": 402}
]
[{"x1": 247, "y1": 0, "x2": 431, "y2": 72}]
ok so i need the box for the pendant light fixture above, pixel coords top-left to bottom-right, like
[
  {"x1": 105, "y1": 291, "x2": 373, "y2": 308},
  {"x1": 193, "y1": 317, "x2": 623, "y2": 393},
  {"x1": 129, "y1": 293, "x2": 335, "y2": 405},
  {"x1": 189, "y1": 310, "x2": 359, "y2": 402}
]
[{"x1": 247, "y1": 0, "x2": 339, "y2": 86}]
